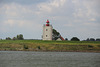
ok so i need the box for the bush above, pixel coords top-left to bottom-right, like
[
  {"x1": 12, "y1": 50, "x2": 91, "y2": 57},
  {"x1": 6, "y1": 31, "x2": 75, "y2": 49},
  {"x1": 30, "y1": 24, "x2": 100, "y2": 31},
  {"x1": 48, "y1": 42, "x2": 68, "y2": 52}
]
[
  {"x1": 24, "y1": 45, "x2": 28, "y2": 49},
  {"x1": 13, "y1": 37, "x2": 17, "y2": 40},
  {"x1": 6, "y1": 37, "x2": 11, "y2": 40},
  {"x1": 65, "y1": 38, "x2": 68, "y2": 41},
  {"x1": 88, "y1": 45, "x2": 93, "y2": 48},
  {"x1": 90, "y1": 38, "x2": 95, "y2": 41},
  {"x1": 71, "y1": 37, "x2": 80, "y2": 41},
  {"x1": 96, "y1": 38, "x2": 100, "y2": 41},
  {"x1": 38, "y1": 46, "x2": 41, "y2": 49}
]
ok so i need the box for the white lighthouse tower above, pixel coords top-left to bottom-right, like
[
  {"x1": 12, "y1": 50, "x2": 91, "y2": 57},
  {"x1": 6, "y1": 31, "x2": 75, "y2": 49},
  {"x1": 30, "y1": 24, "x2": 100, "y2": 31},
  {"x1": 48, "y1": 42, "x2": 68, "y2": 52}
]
[{"x1": 43, "y1": 20, "x2": 53, "y2": 40}]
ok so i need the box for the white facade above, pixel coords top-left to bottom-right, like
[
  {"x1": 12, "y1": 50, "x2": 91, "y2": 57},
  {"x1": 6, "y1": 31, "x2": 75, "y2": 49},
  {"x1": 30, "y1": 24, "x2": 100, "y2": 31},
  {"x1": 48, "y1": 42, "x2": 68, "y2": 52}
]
[{"x1": 43, "y1": 25, "x2": 53, "y2": 40}]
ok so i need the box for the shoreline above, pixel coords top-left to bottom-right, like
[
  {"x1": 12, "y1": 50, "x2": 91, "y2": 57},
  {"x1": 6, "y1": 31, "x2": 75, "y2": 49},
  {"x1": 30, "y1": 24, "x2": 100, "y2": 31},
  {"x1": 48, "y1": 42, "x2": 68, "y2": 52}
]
[{"x1": 0, "y1": 50, "x2": 100, "y2": 53}]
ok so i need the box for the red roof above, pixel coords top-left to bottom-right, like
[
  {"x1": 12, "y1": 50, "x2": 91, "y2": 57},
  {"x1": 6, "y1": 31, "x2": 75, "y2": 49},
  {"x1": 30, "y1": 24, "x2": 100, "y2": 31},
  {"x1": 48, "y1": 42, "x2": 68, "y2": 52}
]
[
  {"x1": 60, "y1": 36, "x2": 64, "y2": 40},
  {"x1": 46, "y1": 19, "x2": 49, "y2": 23}
]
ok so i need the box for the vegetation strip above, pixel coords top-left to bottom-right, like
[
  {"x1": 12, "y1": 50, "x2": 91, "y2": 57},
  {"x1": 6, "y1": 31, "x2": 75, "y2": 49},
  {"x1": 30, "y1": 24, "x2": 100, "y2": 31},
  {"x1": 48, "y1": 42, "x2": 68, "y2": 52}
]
[{"x1": 0, "y1": 40, "x2": 100, "y2": 52}]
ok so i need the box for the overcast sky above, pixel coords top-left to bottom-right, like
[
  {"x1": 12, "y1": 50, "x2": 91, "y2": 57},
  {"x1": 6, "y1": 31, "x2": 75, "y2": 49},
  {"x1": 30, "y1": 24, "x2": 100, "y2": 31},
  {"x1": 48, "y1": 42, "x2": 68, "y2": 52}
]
[{"x1": 0, "y1": 0, "x2": 100, "y2": 40}]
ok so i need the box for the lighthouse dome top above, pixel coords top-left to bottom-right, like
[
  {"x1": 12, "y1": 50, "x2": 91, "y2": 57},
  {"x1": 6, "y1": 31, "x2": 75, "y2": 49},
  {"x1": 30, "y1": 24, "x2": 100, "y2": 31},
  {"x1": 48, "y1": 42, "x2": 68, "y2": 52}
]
[{"x1": 46, "y1": 19, "x2": 49, "y2": 23}]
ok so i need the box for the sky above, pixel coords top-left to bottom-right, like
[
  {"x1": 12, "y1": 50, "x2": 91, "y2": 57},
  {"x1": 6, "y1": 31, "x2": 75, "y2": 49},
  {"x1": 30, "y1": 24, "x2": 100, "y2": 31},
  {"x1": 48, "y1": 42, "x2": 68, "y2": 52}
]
[{"x1": 0, "y1": 0, "x2": 100, "y2": 40}]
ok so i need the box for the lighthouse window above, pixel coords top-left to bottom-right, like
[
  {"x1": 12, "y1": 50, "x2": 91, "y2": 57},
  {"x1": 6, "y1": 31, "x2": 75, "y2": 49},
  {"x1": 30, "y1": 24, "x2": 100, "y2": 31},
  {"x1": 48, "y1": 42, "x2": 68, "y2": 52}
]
[
  {"x1": 46, "y1": 29, "x2": 48, "y2": 31},
  {"x1": 46, "y1": 35, "x2": 47, "y2": 37}
]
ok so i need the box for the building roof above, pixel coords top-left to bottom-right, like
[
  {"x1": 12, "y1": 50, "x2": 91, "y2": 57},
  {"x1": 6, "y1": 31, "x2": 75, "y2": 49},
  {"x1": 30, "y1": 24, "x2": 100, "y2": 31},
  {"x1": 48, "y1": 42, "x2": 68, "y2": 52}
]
[{"x1": 56, "y1": 36, "x2": 64, "y2": 41}]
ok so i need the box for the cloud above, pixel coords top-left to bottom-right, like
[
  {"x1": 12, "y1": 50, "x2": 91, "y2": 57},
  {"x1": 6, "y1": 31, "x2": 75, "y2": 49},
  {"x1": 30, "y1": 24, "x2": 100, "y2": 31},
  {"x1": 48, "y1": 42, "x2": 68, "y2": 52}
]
[
  {"x1": 0, "y1": 2, "x2": 39, "y2": 25},
  {"x1": 37, "y1": 0, "x2": 66, "y2": 15},
  {"x1": 0, "y1": 0, "x2": 100, "y2": 39},
  {"x1": 50, "y1": 0, "x2": 66, "y2": 7},
  {"x1": 89, "y1": 18, "x2": 96, "y2": 21},
  {"x1": 73, "y1": 0, "x2": 100, "y2": 20},
  {"x1": 6, "y1": 19, "x2": 15, "y2": 26}
]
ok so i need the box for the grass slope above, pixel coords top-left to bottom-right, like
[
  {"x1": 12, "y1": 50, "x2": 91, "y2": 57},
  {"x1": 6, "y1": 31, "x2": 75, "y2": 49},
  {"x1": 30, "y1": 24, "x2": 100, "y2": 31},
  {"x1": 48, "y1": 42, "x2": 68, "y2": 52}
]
[{"x1": 0, "y1": 40, "x2": 100, "y2": 52}]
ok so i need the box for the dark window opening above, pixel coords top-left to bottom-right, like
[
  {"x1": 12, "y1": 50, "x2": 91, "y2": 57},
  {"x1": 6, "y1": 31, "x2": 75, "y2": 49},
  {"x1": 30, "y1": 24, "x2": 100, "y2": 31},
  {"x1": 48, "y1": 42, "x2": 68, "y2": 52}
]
[
  {"x1": 46, "y1": 29, "x2": 48, "y2": 31},
  {"x1": 46, "y1": 35, "x2": 47, "y2": 37}
]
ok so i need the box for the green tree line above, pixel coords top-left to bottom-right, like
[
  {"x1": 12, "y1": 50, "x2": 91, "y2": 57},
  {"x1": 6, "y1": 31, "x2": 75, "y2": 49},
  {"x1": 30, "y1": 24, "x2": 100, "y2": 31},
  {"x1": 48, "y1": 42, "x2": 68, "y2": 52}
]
[{"x1": 6, "y1": 34, "x2": 24, "y2": 40}]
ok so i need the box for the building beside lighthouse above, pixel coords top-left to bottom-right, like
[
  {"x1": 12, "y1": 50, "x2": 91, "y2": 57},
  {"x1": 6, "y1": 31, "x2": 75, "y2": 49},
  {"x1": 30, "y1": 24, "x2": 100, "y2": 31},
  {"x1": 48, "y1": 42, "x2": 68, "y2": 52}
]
[{"x1": 42, "y1": 20, "x2": 53, "y2": 40}]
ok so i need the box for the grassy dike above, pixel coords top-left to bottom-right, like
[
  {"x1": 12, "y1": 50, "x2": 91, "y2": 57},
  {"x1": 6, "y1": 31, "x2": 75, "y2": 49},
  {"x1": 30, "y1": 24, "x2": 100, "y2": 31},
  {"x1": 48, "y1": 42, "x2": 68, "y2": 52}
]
[{"x1": 0, "y1": 40, "x2": 100, "y2": 52}]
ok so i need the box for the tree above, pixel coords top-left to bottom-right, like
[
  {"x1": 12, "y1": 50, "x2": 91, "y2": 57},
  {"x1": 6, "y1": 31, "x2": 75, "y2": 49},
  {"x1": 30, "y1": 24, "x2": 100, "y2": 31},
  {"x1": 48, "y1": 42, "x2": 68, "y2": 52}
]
[
  {"x1": 96, "y1": 38, "x2": 100, "y2": 41},
  {"x1": 53, "y1": 29, "x2": 60, "y2": 36},
  {"x1": 52, "y1": 29, "x2": 60, "y2": 40},
  {"x1": 86, "y1": 38, "x2": 90, "y2": 41},
  {"x1": 6, "y1": 37, "x2": 11, "y2": 40},
  {"x1": 90, "y1": 38, "x2": 95, "y2": 41},
  {"x1": 71, "y1": 37, "x2": 80, "y2": 41},
  {"x1": 17, "y1": 34, "x2": 24, "y2": 40}
]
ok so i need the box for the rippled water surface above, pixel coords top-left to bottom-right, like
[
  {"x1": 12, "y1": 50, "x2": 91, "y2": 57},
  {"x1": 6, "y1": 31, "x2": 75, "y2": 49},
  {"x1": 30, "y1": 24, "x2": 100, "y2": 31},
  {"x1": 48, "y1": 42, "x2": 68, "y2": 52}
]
[{"x1": 0, "y1": 51, "x2": 100, "y2": 67}]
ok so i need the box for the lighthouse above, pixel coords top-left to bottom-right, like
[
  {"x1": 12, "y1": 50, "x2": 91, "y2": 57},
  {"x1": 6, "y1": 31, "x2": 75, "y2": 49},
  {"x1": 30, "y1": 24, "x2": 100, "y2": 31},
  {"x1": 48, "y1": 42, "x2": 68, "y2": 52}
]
[{"x1": 43, "y1": 20, "x2": 53, "y2": 40}]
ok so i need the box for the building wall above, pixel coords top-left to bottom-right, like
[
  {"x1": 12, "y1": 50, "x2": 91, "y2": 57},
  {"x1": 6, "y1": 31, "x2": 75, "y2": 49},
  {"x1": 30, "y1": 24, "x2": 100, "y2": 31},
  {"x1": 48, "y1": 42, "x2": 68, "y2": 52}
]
[{"x1": 43, "y1": 25, "x2": 53, "y2": 40}]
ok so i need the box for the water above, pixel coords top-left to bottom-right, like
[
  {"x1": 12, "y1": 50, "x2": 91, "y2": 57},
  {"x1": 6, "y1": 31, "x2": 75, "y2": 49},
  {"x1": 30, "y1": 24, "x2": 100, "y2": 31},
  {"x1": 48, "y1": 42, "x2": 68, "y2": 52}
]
[{"x1": 0, "y1": 51, "x2": 100, "y2": 67}]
